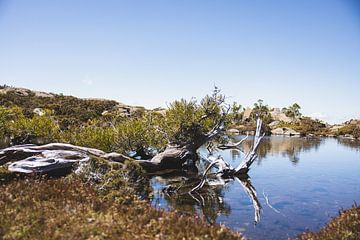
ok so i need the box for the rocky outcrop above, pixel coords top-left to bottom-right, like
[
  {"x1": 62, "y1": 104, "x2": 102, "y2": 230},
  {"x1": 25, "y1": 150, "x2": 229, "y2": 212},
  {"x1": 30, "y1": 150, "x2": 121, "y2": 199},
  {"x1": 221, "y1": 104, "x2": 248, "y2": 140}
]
[
  {"x1": 328, "y1": 124, "x2": 344, "y2": 134},
  {"x1": 271, "y1": 127, "x2": 300, "y2": 136},
  {"x1": 242, "y1": 107, "x2": 252, "y2": 121},
  {"x1": 268, "y1": 120, "x2": 280, "y2": 129},
  {"x1": 227, "y1": 128, "x2": 240, "y2": 135},
  {"x1": 344, "y1": 119, "x2": 360, "y2": 125},
  {"x1": 270, "y1": 108, "x2": 292, "y2": 123},
  {"x1": 112, "y1": 104, "x2": 145, "y2": 117},
  {"x1": 0, "y1": 86, "x2": 54, "y2": 98}
]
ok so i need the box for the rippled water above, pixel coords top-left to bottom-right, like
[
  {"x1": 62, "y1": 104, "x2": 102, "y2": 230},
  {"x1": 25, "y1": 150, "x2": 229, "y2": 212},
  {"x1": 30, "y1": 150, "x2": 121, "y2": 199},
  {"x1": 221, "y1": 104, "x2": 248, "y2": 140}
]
[{"x1": 150, "y1": 136, "x2": 360, "y2": 239}]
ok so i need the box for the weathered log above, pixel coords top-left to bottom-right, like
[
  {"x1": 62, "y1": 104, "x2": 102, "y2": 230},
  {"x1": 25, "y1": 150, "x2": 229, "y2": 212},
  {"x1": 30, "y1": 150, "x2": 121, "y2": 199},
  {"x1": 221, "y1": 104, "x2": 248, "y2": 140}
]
[
  {"x1": 8, "y1": 150, "x2": 89, "y2": 173},
  {"x1": 0, "y1": 143, "x2": 132, "y2": 174}
]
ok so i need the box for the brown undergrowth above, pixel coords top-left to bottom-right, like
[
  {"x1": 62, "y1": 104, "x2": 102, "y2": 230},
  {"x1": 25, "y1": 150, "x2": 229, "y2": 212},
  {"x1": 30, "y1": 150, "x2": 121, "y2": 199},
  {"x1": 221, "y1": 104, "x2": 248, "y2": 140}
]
[{"x1": 0, "y1": 174, "x2": 243, "y2": 240}]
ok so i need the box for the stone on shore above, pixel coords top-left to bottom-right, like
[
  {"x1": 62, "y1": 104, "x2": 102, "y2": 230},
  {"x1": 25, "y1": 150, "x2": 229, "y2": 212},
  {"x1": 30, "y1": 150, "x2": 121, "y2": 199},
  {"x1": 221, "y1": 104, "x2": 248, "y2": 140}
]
[{"x1": 271, "y1": 127, "x2": 300, "y2": 136}]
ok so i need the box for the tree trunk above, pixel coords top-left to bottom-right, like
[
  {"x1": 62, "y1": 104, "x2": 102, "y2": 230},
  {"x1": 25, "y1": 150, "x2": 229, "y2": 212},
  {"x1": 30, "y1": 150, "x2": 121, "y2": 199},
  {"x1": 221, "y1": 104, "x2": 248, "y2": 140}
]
[{"x1": 0, "y1": 143, "x2": 132, "y2": 174}]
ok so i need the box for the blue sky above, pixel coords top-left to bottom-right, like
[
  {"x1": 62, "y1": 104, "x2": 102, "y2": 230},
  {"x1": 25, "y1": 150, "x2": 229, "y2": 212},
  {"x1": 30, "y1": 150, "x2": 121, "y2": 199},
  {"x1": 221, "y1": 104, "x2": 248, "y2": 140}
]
[{"x1": 0, "y1": 0, "x2": 359, "y2": 123}]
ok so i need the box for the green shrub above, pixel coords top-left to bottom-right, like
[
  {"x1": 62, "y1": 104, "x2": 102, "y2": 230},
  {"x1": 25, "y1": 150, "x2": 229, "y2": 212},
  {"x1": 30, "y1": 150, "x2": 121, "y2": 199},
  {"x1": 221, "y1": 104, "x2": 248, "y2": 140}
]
[
  {"x1": 337, "y1": 124, "x2": 360, "y2": 138},
  {"x1": 63, "y1": 121, "x2": 117, "y2": 152},
  {"x1": 276, "y1": 117, "x2": 327, "y2": 136},
  {"x1": 8, "y1": 111, "x2": 60, "y2": 144},
  {"x1": 0, "y1": 106, "x2": 61, "y2": 144},
  {"x1": 115, "y1": 115, "x2": 166, "y2": 157},
  {"x1": 0, "y1": 90, "x2": 119, "y2": 129},
  {"x1": 156, "y1": 91, "x2": 226, "y2": 146},
  {"x1": 0, "y1": 106, "x2": 22, "y2": 138}
]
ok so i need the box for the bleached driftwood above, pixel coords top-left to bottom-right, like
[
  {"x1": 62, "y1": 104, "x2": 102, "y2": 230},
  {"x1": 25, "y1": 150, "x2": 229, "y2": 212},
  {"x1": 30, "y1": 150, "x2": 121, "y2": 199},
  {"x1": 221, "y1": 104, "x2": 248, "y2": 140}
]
[
  {"x1": 0, "y1": 143, "x2": 132, "y2": 173},
  {"x1": 216, "y1": 133, "x2": 248, "y2": 150},
  {"x1": 188, "y1": 119, "x2": 264, "y2": 223},
  {"x1": 191, "y1": 118, "x2": 264, "y2": 193}
]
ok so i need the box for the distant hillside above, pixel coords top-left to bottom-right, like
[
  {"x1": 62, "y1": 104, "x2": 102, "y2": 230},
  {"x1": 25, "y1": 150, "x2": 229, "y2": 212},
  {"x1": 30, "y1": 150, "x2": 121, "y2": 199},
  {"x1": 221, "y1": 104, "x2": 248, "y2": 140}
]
[
  {"x1": 1, "y1": 85, "x2": 359, "y2": 140},
  {"x1": 0, "y1": 85, "x2": 145, "y2": 129}
]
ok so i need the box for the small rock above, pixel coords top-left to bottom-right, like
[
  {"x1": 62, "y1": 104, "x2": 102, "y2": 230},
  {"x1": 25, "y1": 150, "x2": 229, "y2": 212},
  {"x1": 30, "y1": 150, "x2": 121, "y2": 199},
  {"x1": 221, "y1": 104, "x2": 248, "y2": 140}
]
[
  {"x1": 33, "y1": 108, "x2": 45, "y2": 116},
  {"x1": 271, "y1": 127, "x2": 300, "y2": 136},
  {"x1": 268, "y1": 121, "x2": 280, "y2": 129},
  {"x1": 227, "y1": 128, "x2": 240, "y2": 135},
  {"x1": 270, "y1": 108, "x2": 292, "y2": 123}
]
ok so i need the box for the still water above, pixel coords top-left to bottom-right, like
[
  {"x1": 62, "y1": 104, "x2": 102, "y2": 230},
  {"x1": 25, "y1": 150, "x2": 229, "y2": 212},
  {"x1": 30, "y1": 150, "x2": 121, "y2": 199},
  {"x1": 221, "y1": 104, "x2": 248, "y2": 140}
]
[{"x1": 150, "y1": 136, "x2": 360, "y2": 239}]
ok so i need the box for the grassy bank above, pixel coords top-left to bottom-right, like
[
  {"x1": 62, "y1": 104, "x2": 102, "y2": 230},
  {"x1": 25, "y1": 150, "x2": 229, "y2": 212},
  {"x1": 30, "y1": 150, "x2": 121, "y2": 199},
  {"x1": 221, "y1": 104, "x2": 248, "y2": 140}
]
[{"x1": 0, "y1": 167, "x2": 242, "y2": 240}]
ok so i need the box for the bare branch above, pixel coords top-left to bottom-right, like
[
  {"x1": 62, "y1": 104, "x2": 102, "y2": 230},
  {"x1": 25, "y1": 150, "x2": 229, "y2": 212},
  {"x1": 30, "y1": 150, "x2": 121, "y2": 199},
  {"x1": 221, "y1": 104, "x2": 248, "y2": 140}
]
[{"x1": 235, "y1": 118, "x2": 265, "y2": 174}]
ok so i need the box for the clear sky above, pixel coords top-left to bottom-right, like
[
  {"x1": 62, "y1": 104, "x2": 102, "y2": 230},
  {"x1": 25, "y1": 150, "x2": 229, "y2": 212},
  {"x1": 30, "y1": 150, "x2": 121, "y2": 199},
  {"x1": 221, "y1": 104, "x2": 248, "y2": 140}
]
[{"x1": 0, "y1": 0, "x2": 359, "y2": 124}]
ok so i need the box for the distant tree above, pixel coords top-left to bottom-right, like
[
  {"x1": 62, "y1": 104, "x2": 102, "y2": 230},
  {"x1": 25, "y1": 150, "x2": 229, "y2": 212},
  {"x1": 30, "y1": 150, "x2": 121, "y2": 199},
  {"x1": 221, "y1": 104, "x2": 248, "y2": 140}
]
[
  {"x1": 282, "y1": 103, "x2": 302, "y2": 119},
  {"x1": 251, "y1": 99, "x2": 272, "y2": 124},
  {"x1": 228, "y1": 101, "x2": 243, "y2": 124}
]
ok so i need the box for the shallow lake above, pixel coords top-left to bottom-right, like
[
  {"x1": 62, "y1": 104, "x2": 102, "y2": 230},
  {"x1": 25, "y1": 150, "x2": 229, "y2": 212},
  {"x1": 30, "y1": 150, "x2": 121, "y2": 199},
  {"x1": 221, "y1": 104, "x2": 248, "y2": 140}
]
[{"x1": 150, "y1": 136, "x2": 360, "y2": 239}]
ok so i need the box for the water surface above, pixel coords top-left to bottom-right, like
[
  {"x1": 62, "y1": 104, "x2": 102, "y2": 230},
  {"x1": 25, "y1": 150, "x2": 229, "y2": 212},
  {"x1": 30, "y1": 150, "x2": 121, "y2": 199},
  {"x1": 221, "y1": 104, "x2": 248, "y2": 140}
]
[{"x1": 151, "y1": 136, "x2": 360, "y2": 239}]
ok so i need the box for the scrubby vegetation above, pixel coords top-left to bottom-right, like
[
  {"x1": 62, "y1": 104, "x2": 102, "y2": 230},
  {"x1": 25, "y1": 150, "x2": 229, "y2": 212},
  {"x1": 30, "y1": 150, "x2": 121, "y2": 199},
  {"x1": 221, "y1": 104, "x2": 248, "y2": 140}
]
[
  {"x1": 296, "y1": 204, "x2": 360, "y2": 240},
  {"x1": 337, "y1": 124, "x2": 360, "y2": 139},
  {"x1": 276, "y1": 117, "x2": 328, "y2": 136},
  {"x1": 0, "y1": 172, "x2": 242, "y2": 240},
  {"x1": 0, "y1": 106, "x2": 61, "y2": 144},
  {"x1": 282, "y1": 103, "x2": 302, "y2": 119},
  {"x1": 1, "y1": 86, "x2": 359, "y2": 240},
  {"x1": 0, "y1": 87, "x2": 245, "y2": 239},
  {"x1": 0, "y1": 86, "x2": 142, "y2": 129}
]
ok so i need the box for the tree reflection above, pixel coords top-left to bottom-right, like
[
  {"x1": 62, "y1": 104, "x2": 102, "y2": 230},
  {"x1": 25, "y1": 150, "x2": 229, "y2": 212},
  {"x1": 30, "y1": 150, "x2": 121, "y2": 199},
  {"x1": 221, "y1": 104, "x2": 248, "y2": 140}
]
[
  {"x1": 152, "y1": 136, "x2": 330, "y2": 225},
  {"x1": 238, "y1": 136, "x2": 323, "y2": 165},
  {"x1": 156, "y1": 174, "x2": 261, "y2": 225},
  {"x1": 337, "y1": 138, "x2": 360, "y2": 151}
]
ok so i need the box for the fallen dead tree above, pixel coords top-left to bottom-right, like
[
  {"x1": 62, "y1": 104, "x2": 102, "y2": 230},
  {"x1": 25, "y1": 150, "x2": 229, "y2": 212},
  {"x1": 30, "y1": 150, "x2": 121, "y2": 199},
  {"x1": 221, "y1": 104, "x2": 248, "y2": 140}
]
[
  {"x1": 1, "y1": 88, "x2": 264, "y2": 178},
  {"x1": 191, "y1": 118, "x2": 265, "y2": 193},
  {"x1": 174, "y1": 118, "x2": 265, "y2": 224},
  {"x1": 0, "y1": 119, "x2": 263, "y2": 177}
]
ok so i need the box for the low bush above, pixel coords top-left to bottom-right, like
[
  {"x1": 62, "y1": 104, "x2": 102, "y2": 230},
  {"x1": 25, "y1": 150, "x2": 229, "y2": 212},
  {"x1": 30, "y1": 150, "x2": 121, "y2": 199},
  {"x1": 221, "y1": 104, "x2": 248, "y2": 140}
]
[
  {"x1": 0, "y1": 106, "x2": 61, "y2": 144},
  {"x1": 277, "y1": 117, "x2": 328, "y2": 136},
  {"x1": 337, "y1": 124, "x2": 360, "y2": 138},
  {"x1": 63, "y1": 121, "x2": 117, "y2": 153},
  {"x1": 8, "y1": 112, "x2": 61, "y2": 144}
]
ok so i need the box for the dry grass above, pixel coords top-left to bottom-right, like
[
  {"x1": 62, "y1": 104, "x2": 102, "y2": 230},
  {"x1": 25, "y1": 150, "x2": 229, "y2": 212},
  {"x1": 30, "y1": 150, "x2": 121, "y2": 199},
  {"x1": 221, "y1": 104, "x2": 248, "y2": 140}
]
[{"x1": 0, "y1": 175, "x2": 243, "y2": 240}]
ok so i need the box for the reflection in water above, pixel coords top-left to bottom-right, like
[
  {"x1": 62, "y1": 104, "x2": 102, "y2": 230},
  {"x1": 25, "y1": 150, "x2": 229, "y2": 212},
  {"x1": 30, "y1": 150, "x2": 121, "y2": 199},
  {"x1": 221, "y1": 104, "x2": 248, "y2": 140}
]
[
  {"x1": 154, "y1": 175, "x2": 231, "y2": 224},
  {"x1": 151, "y1": 136, "x2": 357, "y2": 227},
  {"x1": 151, "y1": 137, "x2": 360, "y2": 240},
  {"x1": 154, "y1": 175, "x2": 261, "y2": 225},
  {"x1": 337, "y1": 138, "x2": 360, "y2": 151},
  {"x1": 237, "y1": 136, "x2": 324, "y2": 165},
  {"x1": 236, "y1": 177, "x2": 261, "y2": 224}
]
